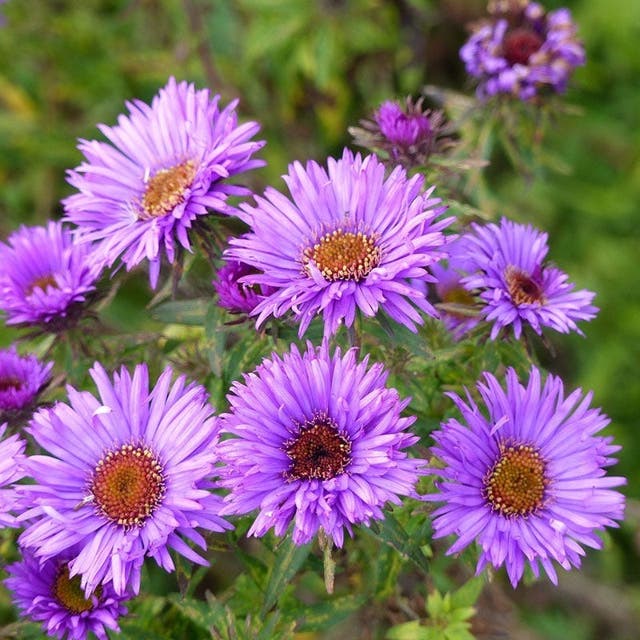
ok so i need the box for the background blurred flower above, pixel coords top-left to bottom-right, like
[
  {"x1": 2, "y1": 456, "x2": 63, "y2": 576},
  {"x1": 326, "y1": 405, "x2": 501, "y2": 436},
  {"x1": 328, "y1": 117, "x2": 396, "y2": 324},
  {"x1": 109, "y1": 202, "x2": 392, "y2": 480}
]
[
  {"x1": 213, "y1": 256, "x2": 273, "y2": 316},
  {"x1": 229, "y1": 149, "x2": 452, "y2": 337},
  {"x1": 5, "y1": 546, "x2": 129, "y2": 640},
  {"x1": 63, "y1": 77, "x2": 265, "y2": 288},
  {"x1": 0, "y1": 345, "x2": 52, "y2": 425},
  {"x1": 0, "y1": 221, "x2": 104, "y2": 331},
  {"x1": 427, "y1": 367, "x2": 626, "y2": 587},
  {"x1": 461, "y1": 1, "x2": 585, "y2": 100},
  {"x1": 18, "y1": 362, "x2": 231, "y2": 596},
  {"x1": 218, "y1": 342, "x2": 425, "y2": 547},
  {"x1": 460, "y1": 217, "x2": 597, "y2": 339}
]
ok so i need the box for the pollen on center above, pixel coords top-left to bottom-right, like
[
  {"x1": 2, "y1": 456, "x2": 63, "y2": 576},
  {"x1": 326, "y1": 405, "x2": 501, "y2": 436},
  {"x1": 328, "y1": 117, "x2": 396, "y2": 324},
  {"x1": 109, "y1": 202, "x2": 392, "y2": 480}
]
[
  {"x1": 505, "y1": 265, "x2": 546, "y2": 306},
  {"x1": 90, "y1": 443, "x2": 166, "y2": 527},
  {"x1": 303, "y1": 228, "x2": 381, "y2": 282},
  {"x1": 483, "y1": 442, "x2": 548, "y2": 517},
  {"x1": 53, "y1": 565, "x2": 102, "y2": 614},
  {"x1": 140, "y1": 159, "x2": 196, "y2": 220},
  {"x1": 284, "y1": 415, "x2": 352, "y2": 481}
]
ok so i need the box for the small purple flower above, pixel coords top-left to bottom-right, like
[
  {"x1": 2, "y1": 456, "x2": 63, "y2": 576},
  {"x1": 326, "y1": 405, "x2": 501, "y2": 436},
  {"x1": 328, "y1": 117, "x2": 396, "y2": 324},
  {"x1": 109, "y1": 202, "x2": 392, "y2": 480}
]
[
  {"x1": 0, "y1": 346, "x2": 53, "y2": 424},
  {"x1": 0, "y1": 421, "x2": 26, "y2": 527},
  {"x1": 18, "y1": 363, "x2": 231, "y2": 596},
  {"x1": 218, "y1": 342, "x2": 425, "y2": 547},
  {"x1": 5, "y1": 546, "x2": 129, "y2": 640},
  {"x1": 460, "y1": 217, "x2": 597, "y2": 339},
  {"x1": 228, "y1": 149, "x2": 452, "y2": 337},
  {"x1": 426, "y1": 367, "x2": 626, "y2": 587},
  {"x1": 351, "y1": 97, "x2": 451, "y2": 169},
  {"x1": 0, "y1": 221, "x2": 104, "y2": 331},
  {"x1": 63, "y1": 77, "x2": 265, "y2": 288},
  {"x1": 213, "y1": 257, "x2": 270, "y2": 315},
  {"x1": 461, "y1": 2, "x2": 585, "y2": 100}
]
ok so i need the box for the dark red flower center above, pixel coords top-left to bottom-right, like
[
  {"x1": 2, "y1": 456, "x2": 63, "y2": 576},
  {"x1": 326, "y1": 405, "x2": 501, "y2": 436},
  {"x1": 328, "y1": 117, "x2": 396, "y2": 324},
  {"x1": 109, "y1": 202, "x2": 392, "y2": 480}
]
[
  {"x1": 0, "y1": 375, "x2": 23, "y2": 393},
  {"x1": 27, "y1": 274, "x2": 58, "y2": 296},
  {"x1": 505, "y1": 266, "x2": 545, "y2": 305},
  {"x1": 140, "y1": 159, "x2": 197, "y2": 219},
  {"x1": 285, "y1": 416, "x2": 352, "y2": 481},
  {"x1": 90, "y1": 443, "x2": 166, "y2": 527},
  {"x1": 484, "y1": 443, "x2": 547, "y2": 517},
  {"x1": 503, "y1": 27, "x2": 544, "y2": 66},
  {"x1": 304, "y1": 229, "x2": 381, "y2": 282},
  {"x1": 53, "y1": 566, "x2": 102, "y2": 614}
]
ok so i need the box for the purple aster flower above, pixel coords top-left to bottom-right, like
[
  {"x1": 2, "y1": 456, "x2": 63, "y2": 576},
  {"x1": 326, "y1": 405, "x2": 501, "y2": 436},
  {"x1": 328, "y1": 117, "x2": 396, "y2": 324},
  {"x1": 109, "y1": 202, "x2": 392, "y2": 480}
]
[
  {"x1": 426, "y1": 367, "x2": 625, "y2": 587},
  {"x1": 0, "y1": 421, "x2": 26, "y2": 526},
  {"x1": 0, "y1": 221, "x2": 104, "y2": 331},
  {"x1": 350, "y1": 97, "x2": 452, "y2": 169},
  {"x1": 63, "y1": 77, "x2": 265, "y2": 289},
  {"x1": 5, "y1": 546, "x2": 129, "y2": 640},
  {"x1": 217, "y1": 341, "x2": 425, "y2": 547},
  {"x1": 0, "y1": 345, "x2": 53, "y2": 424},
  {"x1": 213, "y1": 256, "x2": 272, "y2": 315},
  {"x1": 18, "y1": 362, "x2": 231, "y2": 596},
  {"x1": 228, "y1": 149, "x2": 453, "y2": 337},
  {"x1": 461, "y1": 1, "x2": 585, "y2": 100},
  {"x1": 460, "y1": 217, "x2": 597, "y2": 339}
]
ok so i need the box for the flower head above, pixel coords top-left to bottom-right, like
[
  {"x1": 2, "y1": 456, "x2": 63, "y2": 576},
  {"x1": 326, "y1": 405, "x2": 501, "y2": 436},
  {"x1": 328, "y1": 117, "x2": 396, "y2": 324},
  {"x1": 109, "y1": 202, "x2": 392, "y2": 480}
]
[
  {"x1": 459, "y1": 217, "x2": 597, "y2": 339},
  {"x1": 63, "y1": 77, "x2": 265, "y2": 288},
  {"x1": 213, "y1": 256, "x2": 272, "y2": 315},
  {"x1": 5, "y1": 546, "x2": 129, "y2": 640},
  {"x1": 0, "y1": 345, "x2": 53, "y2": 424},
  {"x1": 229, "y1": 149, "x2": 452, "y2": 337},
  {"x1": 0, "y1": 221, "x2": 104, "y2": 331},
  {"x1": 18, "y1": 362, "x2": 231, "y2": 596},
  {"x1": 351, "y1": 97, "x2": 451, "y2": 168},
  {"x1": 426, "y1": 367, "x2": 625, "y2": 587},
  {"x1": 0, "y1": 421, "x2": 26, "y2": 526},
  {"x1": 461, "y1": 1, "x2": 585, "y2": 100},
  {"x1": 218, "y1": 342, "x2": 425, "y2": 547}
]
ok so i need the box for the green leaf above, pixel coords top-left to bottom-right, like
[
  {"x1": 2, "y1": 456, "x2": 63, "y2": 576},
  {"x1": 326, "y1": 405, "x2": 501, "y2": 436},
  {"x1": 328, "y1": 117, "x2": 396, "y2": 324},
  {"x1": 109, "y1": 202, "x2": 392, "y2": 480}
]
[
  {"x1": 293, "y1": 593, "x2": 367, "y2": 632},
  {"x1": 260, "y1": 536, "x2": 312, "y2": 616}
]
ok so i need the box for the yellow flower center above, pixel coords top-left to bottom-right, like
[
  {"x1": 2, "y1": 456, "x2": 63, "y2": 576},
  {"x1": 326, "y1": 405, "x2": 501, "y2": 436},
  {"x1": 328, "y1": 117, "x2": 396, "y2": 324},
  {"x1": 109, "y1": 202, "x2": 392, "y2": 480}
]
[
  {"x1": 140, "y1": 160, "x2": 197, "y2": 219},
  {"x1": 303, "y1": 229, "x2": 381, "y2": 282},
  {"x1": 27, "y1": 274, "x2": 58, "y2": 296},
  {"x1": 285, "y1": 416, "x2": 351, "y2": 481},
  {"x1": 90, "y1": 443, "x2": 165, "y2": 527},
  {"x1": 53, "y1": 566, "x2": 102, "y2": 614},
  {"x1": 484, "y1": 442, "x2": 547, "y2": 517},
  {"x1": 505, "y1": 266, "x2": 546, "y2": 305}
]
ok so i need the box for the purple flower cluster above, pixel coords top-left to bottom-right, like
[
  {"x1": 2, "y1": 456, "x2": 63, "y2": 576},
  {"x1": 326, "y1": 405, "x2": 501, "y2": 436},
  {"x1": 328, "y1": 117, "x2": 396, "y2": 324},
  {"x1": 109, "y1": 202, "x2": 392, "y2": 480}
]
[
  {"x1": 461, "y1": 2, "x2": 585, "y2": 100},
  {"x1": 229, "y1": 149, "x2": 453, "y2": 337},
  {"x1": 427, "y1": 367, "x2": 625, "y2": 587},
  {"x1": 218, "y1": 342, "x2": 425, "y2": 547},
  {"x1": 0, "y1": 221, "x2": 104, "y2": 331},
  {"x1": 63, "y1": 77, "x2": 265, "y2": 288},
  {"x1": 458, "y1": 218, "x2": 597, "y2": 339}
]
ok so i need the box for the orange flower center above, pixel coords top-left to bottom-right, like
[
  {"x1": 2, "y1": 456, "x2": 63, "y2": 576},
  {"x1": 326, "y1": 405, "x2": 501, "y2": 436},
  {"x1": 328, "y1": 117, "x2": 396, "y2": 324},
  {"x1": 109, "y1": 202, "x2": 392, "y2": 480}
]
[
  {"x1": 140, "y1": 160, "x2": 197, "y2": 219},
  {"x1": 304, "y1": 229, "x2": 381, "y2": 282},
  {"x1": 503, "y1": 28, "x2": 544, "y2": 66},
  {"x1": 90, "y1": 443, "x2": 165, "y2": 527},
  {"x1": 0, "y1": 376, "x2": 23, "y2": 393},
  {"x1": 285, "y1": 417, "x2": 351, "y2": 481},
  {"x1": 484, "y1": 443, "x2": 547, "y2": 517},
  {"x1": 53, "y1": 566, "x2": 102, "y2": 614},
  {"x1": 505, "y1": 266, "x2": 545, "y2": 305},
  {"x1": 27, "y1": 274, "x2": 58, "y2": 296}
]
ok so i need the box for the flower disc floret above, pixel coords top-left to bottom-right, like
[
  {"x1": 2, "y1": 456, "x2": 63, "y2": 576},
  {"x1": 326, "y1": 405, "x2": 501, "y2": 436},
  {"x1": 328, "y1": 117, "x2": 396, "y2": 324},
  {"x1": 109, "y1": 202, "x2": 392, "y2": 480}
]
[
  {"x1": 229, "y1": 149, "x2": 452, "y2": 337},
  {"x1": 218, "y1": 342, "x2": 425, "y2": 547},
  {"x1": 426, "y1": 367, "x2": 626, "y2": 587},
  {"x1": 63, "y1": 77, "x2": 265, "y2": 288},
  {"x1": 18, "y1": 362, "x2": 231, "y2": 595}
]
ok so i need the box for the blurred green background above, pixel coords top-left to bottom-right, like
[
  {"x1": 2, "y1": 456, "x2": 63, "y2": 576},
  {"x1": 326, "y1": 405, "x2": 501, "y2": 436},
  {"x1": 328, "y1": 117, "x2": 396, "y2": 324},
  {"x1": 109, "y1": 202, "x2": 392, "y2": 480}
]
[{"x1": 0, "y1": 1, "x2": 638, "y2": 638}]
